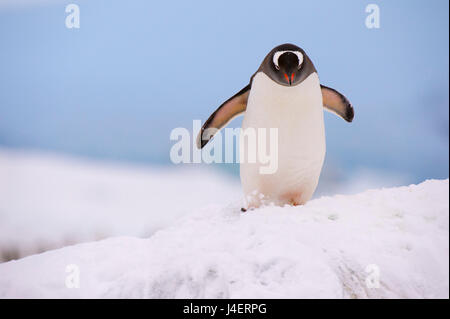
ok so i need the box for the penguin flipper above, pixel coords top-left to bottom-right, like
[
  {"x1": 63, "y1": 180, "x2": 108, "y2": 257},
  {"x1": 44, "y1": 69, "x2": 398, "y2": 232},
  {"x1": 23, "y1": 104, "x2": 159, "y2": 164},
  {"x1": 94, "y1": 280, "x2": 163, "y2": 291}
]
[
  {"x1": 197, "y1": 84, "x2": 251, "y2": 149},
  {"x1": 321, "y1": 85, "x2": 354, "y2": 122}
]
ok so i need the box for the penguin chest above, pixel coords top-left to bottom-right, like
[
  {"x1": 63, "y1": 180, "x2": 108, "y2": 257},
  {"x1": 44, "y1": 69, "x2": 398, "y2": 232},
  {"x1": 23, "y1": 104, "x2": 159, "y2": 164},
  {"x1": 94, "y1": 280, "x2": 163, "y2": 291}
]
[{"x1": 240, "y1": 72, "x2": 326, "y2": 207}]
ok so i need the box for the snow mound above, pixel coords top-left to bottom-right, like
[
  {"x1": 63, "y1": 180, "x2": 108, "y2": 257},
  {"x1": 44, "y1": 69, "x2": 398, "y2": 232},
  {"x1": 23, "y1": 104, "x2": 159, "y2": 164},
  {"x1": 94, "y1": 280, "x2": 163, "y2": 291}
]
[
  {"x1": 0, "y1": 179, "x2": 448, "y2": 298},
  {"x1": 0, "y1": 149, "x2": 240, "y2": 261}
]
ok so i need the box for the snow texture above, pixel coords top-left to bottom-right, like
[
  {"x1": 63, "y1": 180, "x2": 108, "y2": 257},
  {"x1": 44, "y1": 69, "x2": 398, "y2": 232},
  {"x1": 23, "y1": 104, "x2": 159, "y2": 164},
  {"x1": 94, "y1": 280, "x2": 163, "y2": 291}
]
[
  {"x1": 0, "y1": 178, "x2": 448, "y2": 298},
  {"x1": 0, "y1": 149, "x2": 240, "y2": 261}
]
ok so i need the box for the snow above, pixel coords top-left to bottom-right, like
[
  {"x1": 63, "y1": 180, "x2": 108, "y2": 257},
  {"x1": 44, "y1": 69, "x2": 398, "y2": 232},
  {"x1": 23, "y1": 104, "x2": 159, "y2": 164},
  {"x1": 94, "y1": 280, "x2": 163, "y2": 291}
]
[
  {"x1": 0, "y1": 149, "x2": 241, "y2": 261},
  {"x1": 0, "y1": 176, "x2": 447, "y2": 298},
  {"x1": 0, "y1": 149, "x2": 412, "y2": 262}
]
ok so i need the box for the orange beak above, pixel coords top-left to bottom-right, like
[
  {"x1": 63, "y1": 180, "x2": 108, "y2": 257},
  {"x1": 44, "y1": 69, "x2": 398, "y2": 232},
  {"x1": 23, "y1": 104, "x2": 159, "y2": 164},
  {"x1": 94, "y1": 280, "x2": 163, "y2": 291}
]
[{"x1": 284, "y1": 72, "x2": 295, "y2": 85}]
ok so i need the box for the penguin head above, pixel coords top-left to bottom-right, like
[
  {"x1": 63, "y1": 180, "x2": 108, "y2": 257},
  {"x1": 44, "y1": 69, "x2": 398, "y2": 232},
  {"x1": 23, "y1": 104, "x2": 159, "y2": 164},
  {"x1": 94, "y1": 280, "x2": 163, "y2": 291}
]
[
  {"x1": 272, "y1": 51, "x2": 303, "y2": 85},
  {"x1": 260, "y1": 43, "x2": 317, "y2": 87}
]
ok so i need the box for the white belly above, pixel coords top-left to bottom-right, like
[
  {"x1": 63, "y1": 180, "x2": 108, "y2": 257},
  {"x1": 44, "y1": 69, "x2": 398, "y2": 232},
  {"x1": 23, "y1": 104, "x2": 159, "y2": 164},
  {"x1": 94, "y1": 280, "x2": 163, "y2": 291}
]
[{"x1": 240, "y1": 72, "x2": 325, "y2": 208}]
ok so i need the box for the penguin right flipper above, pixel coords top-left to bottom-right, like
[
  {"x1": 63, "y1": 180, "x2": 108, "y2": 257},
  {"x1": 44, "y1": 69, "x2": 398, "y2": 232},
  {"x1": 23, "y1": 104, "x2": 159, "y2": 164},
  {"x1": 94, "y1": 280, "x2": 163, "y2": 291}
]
[
  {"x1": 197, "y1": 84, "x2": 251, "y2": 149},
  {"x1": 321, "y1": 85, "x2": 354, "y2": 122}
]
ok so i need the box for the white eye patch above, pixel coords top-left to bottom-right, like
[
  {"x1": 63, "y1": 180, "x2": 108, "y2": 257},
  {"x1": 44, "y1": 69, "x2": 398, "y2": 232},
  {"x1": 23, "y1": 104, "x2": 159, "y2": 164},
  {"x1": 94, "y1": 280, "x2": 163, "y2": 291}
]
[{"x1": 273, "y1": 50, "x2": 304, "y2": 69}]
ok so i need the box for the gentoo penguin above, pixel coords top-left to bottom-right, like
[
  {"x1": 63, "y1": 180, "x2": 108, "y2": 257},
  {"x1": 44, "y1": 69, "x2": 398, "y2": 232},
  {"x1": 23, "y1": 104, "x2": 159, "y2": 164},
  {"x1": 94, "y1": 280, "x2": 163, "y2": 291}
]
[{"x1": 197, "y1": 43, "x2": 354, "y2": 209}]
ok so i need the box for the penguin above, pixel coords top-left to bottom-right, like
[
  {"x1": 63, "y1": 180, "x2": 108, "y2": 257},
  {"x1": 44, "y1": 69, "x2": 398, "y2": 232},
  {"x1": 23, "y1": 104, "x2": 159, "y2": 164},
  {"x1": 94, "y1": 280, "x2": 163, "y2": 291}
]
[{"x1": 197, "y1": 43, "x2": 354, "y2": 209}]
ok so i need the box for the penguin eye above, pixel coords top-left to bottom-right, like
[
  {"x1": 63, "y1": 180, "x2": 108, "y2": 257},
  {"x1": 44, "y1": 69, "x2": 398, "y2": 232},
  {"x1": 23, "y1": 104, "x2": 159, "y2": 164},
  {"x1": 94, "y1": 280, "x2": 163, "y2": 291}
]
[
  {"x1": 273, "y1": 50, "x2": 304, "y2": 71},
  {"x1": 273, "y1": 52, "x2": 282, "y2": 71},
  {"x1": 294, "y1": 52, "x2": 304, "y2": 69}
]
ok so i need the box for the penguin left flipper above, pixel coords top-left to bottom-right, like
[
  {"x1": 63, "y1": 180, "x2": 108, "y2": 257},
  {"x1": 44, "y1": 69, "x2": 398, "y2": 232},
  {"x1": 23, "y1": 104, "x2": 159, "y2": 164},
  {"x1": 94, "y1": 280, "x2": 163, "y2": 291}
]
[
  {"x1": 197, "y1": 83, "x2": 251, "y2": 149},
  {"x1": 321, "y1": 85, "x2": 354, "y2": 122}
]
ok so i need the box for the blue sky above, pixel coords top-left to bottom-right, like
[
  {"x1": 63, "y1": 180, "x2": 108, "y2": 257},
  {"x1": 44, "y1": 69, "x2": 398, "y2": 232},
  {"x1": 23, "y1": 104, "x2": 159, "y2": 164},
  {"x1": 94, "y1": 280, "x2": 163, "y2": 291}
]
[{"x1": 0, "y1": 0, "x2": 448, "y2": 185}]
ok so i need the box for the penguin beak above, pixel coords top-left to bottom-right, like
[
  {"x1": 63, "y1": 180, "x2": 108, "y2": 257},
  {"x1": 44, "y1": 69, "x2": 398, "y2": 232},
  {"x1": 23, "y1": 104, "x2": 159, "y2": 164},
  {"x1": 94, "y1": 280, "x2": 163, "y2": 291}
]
[
  {"x1": 284, "y1": 72, "x2": 295, "y2": 86},
  {"x1": 284, "y1": 73, "x2": 291, "y2": 85}
]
